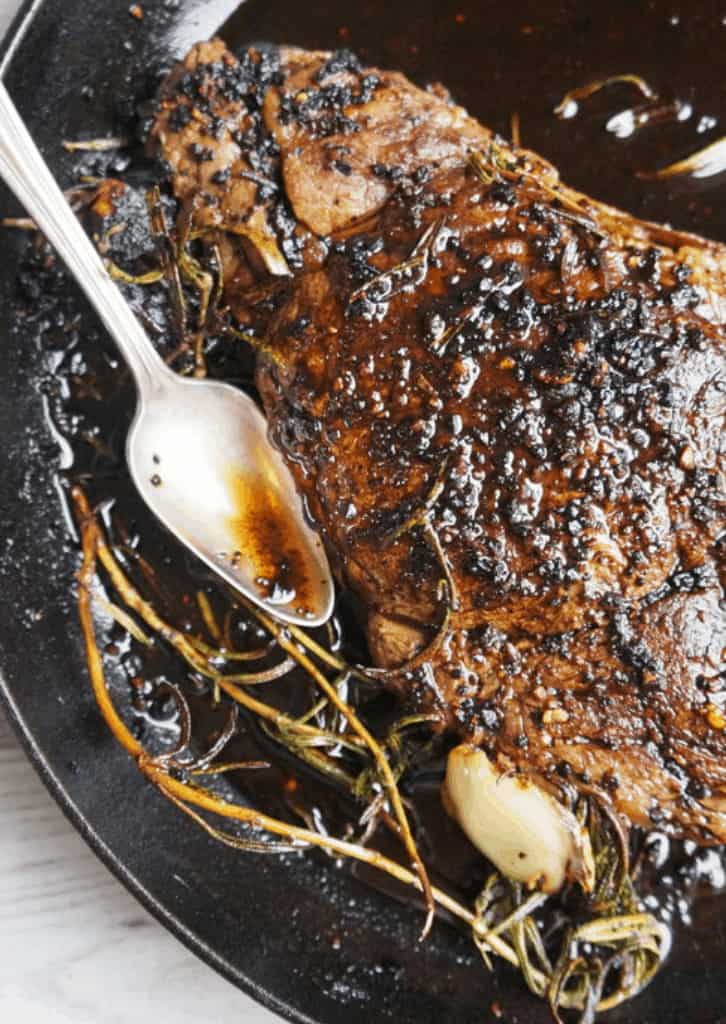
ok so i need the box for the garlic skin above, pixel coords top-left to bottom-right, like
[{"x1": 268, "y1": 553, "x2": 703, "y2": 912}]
[{"x1": 443, "y1": 745, "x2": 594, "y2": 893}]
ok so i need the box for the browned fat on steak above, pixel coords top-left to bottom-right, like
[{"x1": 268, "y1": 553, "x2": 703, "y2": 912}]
[{"x1": 152, "y1": 40, "x2": 726, "y2": 843}]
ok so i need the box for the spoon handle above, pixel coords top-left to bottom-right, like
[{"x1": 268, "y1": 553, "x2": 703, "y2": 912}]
[{"x1": 0, "y1": 82, "x2": 171, "y2": 395}]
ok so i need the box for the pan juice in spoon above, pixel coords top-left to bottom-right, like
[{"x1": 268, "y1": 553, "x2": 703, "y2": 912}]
[{"x1": 227, "y1": 469, "x2": 318, "y2": 613}]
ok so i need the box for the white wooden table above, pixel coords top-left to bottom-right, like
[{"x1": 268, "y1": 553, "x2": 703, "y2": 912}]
[{"x1": 0, "y1": 1, "x2": 278, "y2": 1019}]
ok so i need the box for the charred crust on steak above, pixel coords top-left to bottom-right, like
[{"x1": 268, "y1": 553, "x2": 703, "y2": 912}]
[{"x1": 152, "y1": 39, "x2": 726, "y2": 845}]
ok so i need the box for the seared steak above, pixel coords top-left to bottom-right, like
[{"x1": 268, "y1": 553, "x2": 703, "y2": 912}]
[{"x1": 152, "y1": 41, "x2": 726, "y2": 844}]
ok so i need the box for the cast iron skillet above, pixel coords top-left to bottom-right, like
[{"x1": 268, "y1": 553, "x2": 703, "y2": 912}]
[{"x1": 0, "y1": 2, "x2": 724, "y2": 1022}]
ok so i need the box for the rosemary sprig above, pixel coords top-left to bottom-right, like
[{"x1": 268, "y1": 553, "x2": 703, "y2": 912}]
[
  {"x1": 74, "y1": 490, "x2": 428, "y2": 909},
  {"x1": 105, "y1": 261, "x2": 165, "y2": 286},
  {"x1": 553, "y1": 75, "x2": 657, "y2": 120},
  {"x1": 471, "y1": 799, "x2": 669, "y2": 1023},
  {"x1": 72, "y1": 485, "x2": 669, "y2": 1021},
  {"x1": 347, "y1": 216, "x2": 447, "y2": 309},
  {"x1": 74, "y1": 495, "x2": 487, "y2": 926},
  {"x1": 228, "y1": 599, "x2": 437, "y2": 938},
  {"x1": 637, "y1": 136, "x2": 726, "y2": 181},
  {"x1": 63, "y1": 136, "x2": 129, "y2": 152}
]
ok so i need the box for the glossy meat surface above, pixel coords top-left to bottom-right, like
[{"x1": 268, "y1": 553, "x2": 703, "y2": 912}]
[{"x1": 153, "y1": 41, "x2": 726, "y2": 843}]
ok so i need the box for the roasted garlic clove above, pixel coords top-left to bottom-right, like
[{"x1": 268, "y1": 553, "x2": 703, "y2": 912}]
[{"x1": 443, "y1": 745, "x2": 594, "y2": 893}]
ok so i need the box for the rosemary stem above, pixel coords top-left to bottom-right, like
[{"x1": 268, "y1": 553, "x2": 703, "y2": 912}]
[{"x1": 240, "y1": 600, "x2": 437, "y2": 937}]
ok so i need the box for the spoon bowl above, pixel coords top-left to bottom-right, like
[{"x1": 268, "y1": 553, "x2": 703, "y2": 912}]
[
  {"x1": 128, "y1": 374, "x2": 334, "y2": 626},
  {"x1": 0, "y1": 81, "x2": 334, "y2": 627}
]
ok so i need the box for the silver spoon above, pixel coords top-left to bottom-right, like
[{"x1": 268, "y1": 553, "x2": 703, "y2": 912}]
[{"x1": 0, "y1": 82, "x2": 334, "y2": 628}]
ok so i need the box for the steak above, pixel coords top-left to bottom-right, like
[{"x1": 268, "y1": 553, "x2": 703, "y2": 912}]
[{"x1": 152, "y1": 41, "x2": 726, "y2": 846}]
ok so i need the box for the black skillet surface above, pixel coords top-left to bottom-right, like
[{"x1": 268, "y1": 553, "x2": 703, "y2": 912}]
[{"x1": 1, "y1": 2, "x2": 725, "y2": 1022}]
